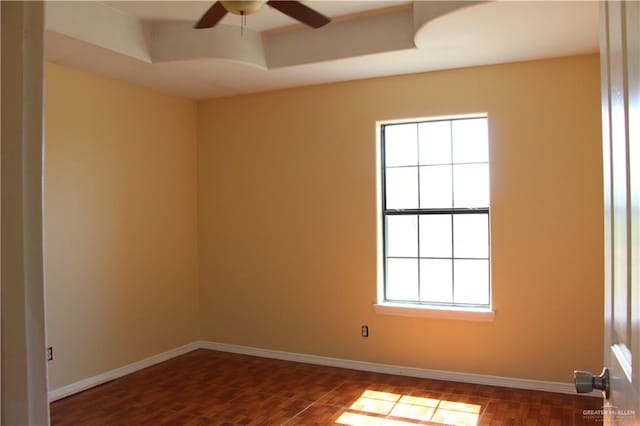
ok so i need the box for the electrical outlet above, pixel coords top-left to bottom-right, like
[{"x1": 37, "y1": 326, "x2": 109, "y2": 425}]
[
  {"x1": 361, "y1": 325, "x2": 369, "y2": 338},
  {"x1": 47, "y1": 346, "x2": 53, "y2": 362}
]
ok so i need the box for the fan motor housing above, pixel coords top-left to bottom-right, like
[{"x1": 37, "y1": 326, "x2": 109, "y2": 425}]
[{"x1": 220, "y1": 0, "x2": 267, "y2": 15}]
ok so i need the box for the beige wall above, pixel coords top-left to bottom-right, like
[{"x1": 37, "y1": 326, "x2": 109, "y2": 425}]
[
  {"x1": 45, "y1": 63, "x2": 200, "y2": 389},
  {"x1": 44, "y1": 54, "x2": 603, "y2": 391},
  {"x1": 197, "y1": 54, "x2": 604, "y2": 382}
]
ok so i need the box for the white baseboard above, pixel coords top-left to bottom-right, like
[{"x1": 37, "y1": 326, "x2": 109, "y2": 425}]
[
  {"x1": 48, "y1": 342, "x2": 200, "y2": 402},
  {"x1": 199, "y1": 340, "x2": 599, "y2": 397},
  {"x1": 48, "y1": 339, "x2": 599, "y2": 401}
]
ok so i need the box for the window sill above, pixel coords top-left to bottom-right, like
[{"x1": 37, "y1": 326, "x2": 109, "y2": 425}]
[{"x1": 373, "y1": 302, "x2": 495, "y2": 322}]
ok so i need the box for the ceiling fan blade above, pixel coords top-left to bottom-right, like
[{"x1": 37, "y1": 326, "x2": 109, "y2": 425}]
[
  {"x1": 267, "y1": 1, "x2": 330, "y2": 28},
  {"x1": 194, "y1": 2, "x2": 228, "y2": 29}
]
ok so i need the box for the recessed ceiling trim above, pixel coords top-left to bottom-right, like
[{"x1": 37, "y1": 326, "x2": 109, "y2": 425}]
[
  {"x1": 263, "y1": 2, "x2": 413, "y2": 36},
  {"x1": 266, "y1": 8, "x2": 415, "y2": 69},
  {"x1": 412, "y1": 0, "x2": 485, "y2": 33},
  {"x1": 46, "y1": 1, "x2": 152, "y2": 63},
  {"x1": 150, "y1": 22, "x2": 267, "y2": 68}
]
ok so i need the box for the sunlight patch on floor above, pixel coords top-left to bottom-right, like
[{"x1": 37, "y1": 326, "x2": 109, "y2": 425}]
[{"x1": 336, "y1": 390, "x2": 481, "y2": 425}]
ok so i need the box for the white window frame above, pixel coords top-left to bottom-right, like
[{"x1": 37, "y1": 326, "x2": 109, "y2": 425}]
[{"x1": 374, "y1": 115, "x2": 495, "y2": 322}]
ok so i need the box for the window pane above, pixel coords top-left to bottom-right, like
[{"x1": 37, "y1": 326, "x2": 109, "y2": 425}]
[
  {"x1": 453, "y1": 164, "x2": 489, "y2": 208},
  {"x1": 386, "y1": 259, "x2": 419, "y2": 301},
  {"x1": 386, "y1": 215, "x2": 418, "y2": 257},
  {"x1": 419, "y1": 214, "x2": 452, "y2": 258},
  {"x1": 453, "y1": 259, "x2": 489, "y2": 305},
  {"x1": 385, "y1": 123, "x2": 418, "y2": 167},
  {"x1": 419, "y1": 121, "x2": 451, "y2": 165},
  {"x1": 453, "y1": 214, "x2": 488, "y2": 259},
  {"x1": 420, "y1": 259, "x2": 452, "y2": 303},
  {"x1": 381, "y1": 116, "x2": 491, "y2": 309},
  {"x1": 452, "y1": 118, "x2": 488, "y2": 164},
  {"x1": 419, "y1": 165, "x2": 452, "y2": 208},
  {"x1": 385, "y1": 167, "x2": 419, "y2": 209}
]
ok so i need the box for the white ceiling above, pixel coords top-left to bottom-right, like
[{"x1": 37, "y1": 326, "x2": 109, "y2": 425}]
[
  {"x1": 45, "y1": 1, "x2": 600, "y2": 99},
  {"x1": 104, "y1": 1, "x2": 408, "y2": 30}
]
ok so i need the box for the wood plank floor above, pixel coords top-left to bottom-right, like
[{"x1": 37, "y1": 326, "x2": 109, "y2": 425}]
[{"x1": 50, "y1": 349, "x2": 603, "y2": 425}]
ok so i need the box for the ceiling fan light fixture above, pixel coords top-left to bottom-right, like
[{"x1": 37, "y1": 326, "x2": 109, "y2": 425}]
[
  {"x1": 220, "y1": 0, "x2": 267, "y2": 16},
  {"x1": 194, "y1": 0, "x2": 330, "y2": 30}
]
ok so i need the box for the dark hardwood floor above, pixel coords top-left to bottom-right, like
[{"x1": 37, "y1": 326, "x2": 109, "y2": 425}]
[{"x1": 50, "y1": 349, "x2": 603, "y2": 425}]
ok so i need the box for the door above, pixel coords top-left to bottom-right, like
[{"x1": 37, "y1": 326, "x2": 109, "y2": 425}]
[{"x1": 601, "y1": 0, "x2": 640, "y2": 423}]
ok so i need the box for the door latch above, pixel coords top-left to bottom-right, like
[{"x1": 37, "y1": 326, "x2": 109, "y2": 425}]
[{"x1": 574, "y1": 368, "x2": 609, "y2": 399}]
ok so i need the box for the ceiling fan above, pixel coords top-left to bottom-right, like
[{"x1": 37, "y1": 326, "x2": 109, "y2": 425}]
[{"x1": 194, "y1": 0, "x2": 331, "y2": 29}]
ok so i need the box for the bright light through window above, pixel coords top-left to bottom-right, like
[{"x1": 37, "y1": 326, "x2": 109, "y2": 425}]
[{"x1": 380, "y1": 116, "x2": 491, "y2": 308}]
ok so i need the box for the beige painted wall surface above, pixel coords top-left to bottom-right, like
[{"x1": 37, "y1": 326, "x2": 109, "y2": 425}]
[
  {"x1": 198, "y1": 54, "x2": 604, "y2": 383},
  {"x1": 45, "y1": 63, "x2": 199, "y2": 390}
]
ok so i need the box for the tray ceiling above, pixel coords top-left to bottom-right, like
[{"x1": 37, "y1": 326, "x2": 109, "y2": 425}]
[{"x1": 45, "y1": 1, "x2": 599, "y2": 99}]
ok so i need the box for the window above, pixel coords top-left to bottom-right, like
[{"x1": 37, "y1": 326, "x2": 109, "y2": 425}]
[{"x1": 380, "y1": 116, "x2": 490, "y2": 310}]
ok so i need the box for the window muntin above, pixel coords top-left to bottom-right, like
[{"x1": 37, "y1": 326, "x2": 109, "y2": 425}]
[{"x1": 381, "y1": 117, "x2": 490, "y2": 308}]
